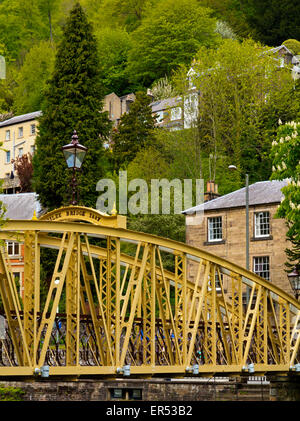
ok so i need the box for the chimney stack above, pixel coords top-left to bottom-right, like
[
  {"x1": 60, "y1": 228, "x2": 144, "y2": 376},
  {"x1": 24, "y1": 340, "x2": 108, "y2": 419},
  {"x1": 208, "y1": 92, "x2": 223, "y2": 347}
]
[{"x1": 204, "y1": 180, "x2": 220, "y2": 202}]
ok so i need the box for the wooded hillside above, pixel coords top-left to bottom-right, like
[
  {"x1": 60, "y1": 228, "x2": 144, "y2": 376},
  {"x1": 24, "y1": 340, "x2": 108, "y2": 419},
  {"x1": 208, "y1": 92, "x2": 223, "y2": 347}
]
[{"x1": 0, "y1": 0, "x2": 299, "y2": 115}]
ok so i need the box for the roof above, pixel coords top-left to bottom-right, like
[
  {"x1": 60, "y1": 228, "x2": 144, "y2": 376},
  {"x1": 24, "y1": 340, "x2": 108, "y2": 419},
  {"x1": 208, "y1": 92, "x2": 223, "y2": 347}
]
[
  {"x1": 0, "y1": 193, "x2": 42, "y2": 219},
  {"x1": 267, "y1": 45, "x2": 294, "y2": 56},
  {"x1": 0, "y1": 111, "x2": 42, "y2": 128},
  {"x1": 150, "y1": 96, "x2": 182, "y2": 112},
  {"x1": 183, "y1": 180, "x2": 289, "y2": 214},
  {"x1": 120, "y1": 93, "x2": 135, "y2": 100}
]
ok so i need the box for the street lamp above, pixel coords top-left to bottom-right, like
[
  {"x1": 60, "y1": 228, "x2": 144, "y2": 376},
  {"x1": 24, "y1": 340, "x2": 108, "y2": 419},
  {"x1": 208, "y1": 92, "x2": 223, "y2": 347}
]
[
  {"x1": 228, "y1": 165, "x2": 250, "y2": 304},
  {"x1": 228, "y1": 165, "x2": 249, "y2": 270},
  {"x1": 287, "y1": 267, "x2": 300, "y2": 300},
  {"x1": 62, "y1": 130, "x2": 88, "y2": 205}
]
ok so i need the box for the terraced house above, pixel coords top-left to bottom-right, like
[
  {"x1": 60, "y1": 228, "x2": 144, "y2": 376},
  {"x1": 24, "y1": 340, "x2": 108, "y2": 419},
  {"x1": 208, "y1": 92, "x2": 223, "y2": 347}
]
[
  {"x1": 0, "y1": 111, "x2": 41, "y2": 193},
  {"x1": 183, "y1": 179, "x2": 293, "y2": 301}
]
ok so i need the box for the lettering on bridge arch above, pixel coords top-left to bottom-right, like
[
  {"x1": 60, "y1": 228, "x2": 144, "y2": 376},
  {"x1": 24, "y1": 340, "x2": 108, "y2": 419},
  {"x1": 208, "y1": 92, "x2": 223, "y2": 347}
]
[{"x1": 38, "y1": 205, "x2": 126, "y2": 228}]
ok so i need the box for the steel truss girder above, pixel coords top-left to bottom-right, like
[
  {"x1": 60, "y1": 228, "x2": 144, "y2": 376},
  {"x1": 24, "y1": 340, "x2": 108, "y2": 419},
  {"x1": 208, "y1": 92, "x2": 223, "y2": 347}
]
[{"x1": 0, "y1": 219, "x2": 299, "y2": 377}]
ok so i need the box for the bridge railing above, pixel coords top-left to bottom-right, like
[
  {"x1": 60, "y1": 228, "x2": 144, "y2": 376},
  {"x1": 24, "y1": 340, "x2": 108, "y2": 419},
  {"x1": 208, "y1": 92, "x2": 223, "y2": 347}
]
[{"x1": 0, "y1": 217, "x2": 299, "y2": 377}]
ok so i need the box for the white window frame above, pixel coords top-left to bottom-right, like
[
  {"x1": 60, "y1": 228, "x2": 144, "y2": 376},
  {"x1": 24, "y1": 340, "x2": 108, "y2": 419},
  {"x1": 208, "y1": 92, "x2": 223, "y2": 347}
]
[
  {"x1": 18, "y1": 147, "x2": 23, "y2": 157},
  {"x1": 5, "y1": 150, "x2": 10, "y2": 163},
  {"x1": 5, "y1": 129, "x2": 10, "y2": 140},
  {"x1": 253, "y1": 256, "x2": 270, "y2": 281},
  {"x1": 170, "y1": 106, "x2": 182, "y2": 121},
  {"x1": 18, "y1": 126, "x2": 23, "y2": 137},
  {"x1": 184, "y1": 92, "x2": 198, "y2": 129},
  {"x1": 207, "y1": 216, "x2": 223, "y2": 242},
  {"x1": 30, "y1": 124, "x2": 36, "y2": 135},
  {"x1": 254, "y1": 211, "x2": 270, "y2": 238},
  {"x1": 155, "y1": 110, "x2": 164, "y2": 123},
  {"x1": 6, "y1": 241, "x2": 20, "y2": 257}
]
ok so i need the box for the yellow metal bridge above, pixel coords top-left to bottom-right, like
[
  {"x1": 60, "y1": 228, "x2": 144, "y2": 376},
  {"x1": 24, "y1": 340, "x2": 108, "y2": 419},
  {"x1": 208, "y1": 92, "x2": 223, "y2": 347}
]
[{"x1": 0, "y1": 206, "x2": 299, "y2": 378}]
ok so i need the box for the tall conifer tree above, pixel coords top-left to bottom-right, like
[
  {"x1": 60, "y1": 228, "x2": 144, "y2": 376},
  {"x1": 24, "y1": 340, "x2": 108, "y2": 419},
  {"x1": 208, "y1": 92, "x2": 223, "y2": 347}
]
[
  {"x1": 33, "y1": 2, "x2": 111, "y2": 210},
  {"x1": 112, "y1": 91, "x2": 156, "y2": 169}
]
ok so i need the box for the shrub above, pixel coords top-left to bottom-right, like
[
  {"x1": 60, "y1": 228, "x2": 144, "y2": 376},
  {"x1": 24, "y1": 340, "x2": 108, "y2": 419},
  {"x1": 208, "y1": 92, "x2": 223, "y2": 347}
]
[{"x1": 0, "y1": 385, "x2": 25, "y2": 401}]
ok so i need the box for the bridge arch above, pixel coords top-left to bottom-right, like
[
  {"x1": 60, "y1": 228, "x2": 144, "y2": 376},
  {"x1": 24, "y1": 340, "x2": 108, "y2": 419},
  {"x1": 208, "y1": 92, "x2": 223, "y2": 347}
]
[{"x1": 0, "y1": 206, "x2": 299, "y2": 377}]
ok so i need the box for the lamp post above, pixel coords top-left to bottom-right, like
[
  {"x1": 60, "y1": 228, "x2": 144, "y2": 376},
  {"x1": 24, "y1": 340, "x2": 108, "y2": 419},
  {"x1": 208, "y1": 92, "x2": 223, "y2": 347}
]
[
  {"x1": 62, "y1": 130, "x2": 88, "y2": 205},
  {"x1": 228, "y1": 165, "x2": 249, "y2": 270},
  {"x1": 287, "y1": 267, "x2": 300, "y2": 300},
  {"x1": 228, "y1": 165, "x2": 250, "y2": 304}
]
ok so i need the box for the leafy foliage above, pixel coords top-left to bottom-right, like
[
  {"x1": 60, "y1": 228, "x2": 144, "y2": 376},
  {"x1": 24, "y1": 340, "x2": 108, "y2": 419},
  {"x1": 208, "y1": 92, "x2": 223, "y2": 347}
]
[
  {"x1": 1, "y1": 0, "x2": 299, "y2": 113},
  {"x1": 198, "y1": 0, "x2": 253, "y2": 40},
  {"x1": 33, "y1": 2, "x2": 111, "y2": 210},
  {"x1": 128, "y1": 213, "x2": 185, "y2": 270},
  {"x1": 283, "y1": 39, "x2": 300, "y2": 55},
  {"x1": 0, "y1": 0, "x2": 48, "y2": 62},
  {"x1": 126, "y1": 0, "x2": 220, "y2": 87},
  {"x1": 173, "y1": 39, "x2": 299, "y2": 186},
  {"x1": 95, "y1": 27, "x2": 133, "y2": 96},
  {"x1": 0, "y1": 0, "x2": 299, "y2": 250},
  {"x1": 270, "y1": 120, "x2": 300, "y2": 270},
  {"x1": 150, "y1": 76, "x2": 177, "y2": 101},
  {"x1": 13, "y1": 153, "x2": 33, "y2": 192},
  {"x1": 0, "y1": 385, "x2": 25, "y2": 401},
  {"x1": 112, "y1": 91, "x2": 156, "y2": 169},
  {"x1": 83, "y1": 0, "x2": 153, "y2": 32},
  {"x1": 13, "y1": 41, "x2": 55, "y2": 114},
  {"x1": 199, "y1": 0, "x2": 300, "y2": 46},
  {"x1": 237, "y1": 0, "x2": 300, "y2": 46}
]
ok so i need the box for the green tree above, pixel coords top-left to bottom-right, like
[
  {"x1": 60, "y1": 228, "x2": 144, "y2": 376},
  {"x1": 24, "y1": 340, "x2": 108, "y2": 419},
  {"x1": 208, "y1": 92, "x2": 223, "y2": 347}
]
[
  {"x1": 150, "y1": 76, "x2": 176, "y2": 101},
  {"x1": 13, "y1": 153, "x2": 33, "y2": 192},
  {"x1": 95, "y1": 27, "x2": 133, "y2": 96},
  {"x1": 111, "y1": 0, "x2": 152, "y2": 30},
  {"x1": 127, "y1": 128, "x2": 239, "y2": 199},
  {"x1": 0, "y1": 75, "x2": 14, "y2": 115},
  {"x1": 201, "y1": 0, "x2": 300, "y2": 46},
  {"x1": 237, "y1": 0, "x2": 300, "y2": 46},
  {"x1": 37, "y1": 0, "x2": 63, "y2": 43},
  {"x1": 270, "y1": 120, "x2": 300, "y2": 272},
  {"x1": 174, "y1": 39, "x2": 298, "y2": 186},
  {"x1": 0, "y1": 0, "x2": 48, "y2": 62},
  {"x1": 86, "y1": 0, "x2": 153, "y2": 32},
  {"x1": 0, "y1": 47, "x2": 14, "y2": 117},
  {"x1": 112, "y1": 91, "x2": 156, "y2": 169},
  {"x1": 33, "y1": 2, "x2": 111, "y2": 210},
  {"x1": 127, "y1": 145, "x2": 169, "y2": 183},
  {"x1": 127, "y1": 0, "x2": 220, "y2": 87},
  {"x1": 13, "y1": 41, "x2": 56, "y2": 114},
  {"x1": 128, "y1": 213, "x2": 185, "y2": 270},
  {"x1": 283, "y1": 39, "x2": 300, "y2": 55},
  {"x1": 198, "y1": 0, "x2": 253, "y2": 39},
  {"x1": 0, "y1": 385, "x2": 25, "y2": 401}
]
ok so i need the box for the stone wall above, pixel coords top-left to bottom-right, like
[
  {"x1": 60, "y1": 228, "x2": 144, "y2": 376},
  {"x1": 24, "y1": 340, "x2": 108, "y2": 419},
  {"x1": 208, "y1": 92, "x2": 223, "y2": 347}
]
[{"x1": 0, "y1": 378, "x2": 273, "y2": 401}]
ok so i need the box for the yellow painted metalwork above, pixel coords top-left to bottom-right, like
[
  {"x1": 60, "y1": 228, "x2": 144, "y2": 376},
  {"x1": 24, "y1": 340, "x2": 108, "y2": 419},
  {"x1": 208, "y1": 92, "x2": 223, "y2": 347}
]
[
  {"x1": 0, "y1": 207, "x2": 299, "y2": 377},
  {"x1": 23, "y1": 231, "x2": 40, "y2": 366},
  {"x1": 38, "y1": 205, "x2": 126, "y2": 228}
]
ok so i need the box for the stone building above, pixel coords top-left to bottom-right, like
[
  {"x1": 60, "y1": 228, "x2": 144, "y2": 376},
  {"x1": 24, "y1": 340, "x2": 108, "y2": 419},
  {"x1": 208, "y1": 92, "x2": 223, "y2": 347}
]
[
  {"x1": 183, "y1": 179, "x2": 293, "y2": 299},
  {"x1": 150, "y1": 96, "x2": 184, "y2": 131},
  {"x1": 0, "y1": 192, "x2": 42, "y2": 298},
  {"x1": 0, "y1": 111, "x2": 41, "y2": 193},
  {"x1": 103, "y1": 92, "x2": 136, "y2": 128}
]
